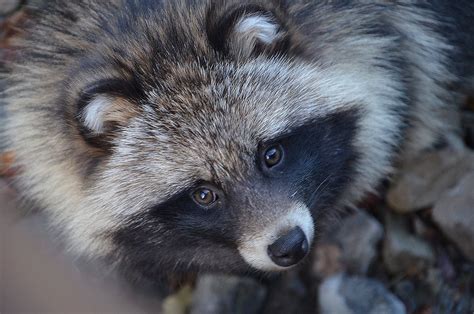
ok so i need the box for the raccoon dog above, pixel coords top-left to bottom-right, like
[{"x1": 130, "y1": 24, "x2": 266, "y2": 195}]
[{"x1": 2, "y1": 0, "x2": 473, "y2": 282}]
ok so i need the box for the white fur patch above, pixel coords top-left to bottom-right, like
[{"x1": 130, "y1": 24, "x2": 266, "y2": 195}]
[
  {"x1": 234, "y1": 15, "x2": 280, "y2": 45},
  {"x1": 238, "y1": 202, "x2": 314, "y2": 271},
  {"x1": 80, "y1": 95, "x2": 114, "y2": 133}
]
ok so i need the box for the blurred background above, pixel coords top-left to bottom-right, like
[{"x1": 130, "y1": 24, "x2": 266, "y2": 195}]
[{"x1": 1, "y1": 1, "x2": 474, "y2": 313}]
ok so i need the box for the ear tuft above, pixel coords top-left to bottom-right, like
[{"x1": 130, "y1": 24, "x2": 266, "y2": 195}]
[
  {"x1": 81, "y1": 96, "x2": 113, "y2": 133},
  {"x1": 230, "y1": 13, "x2": 282, "y2": 57},
  {"x1": 207, "y1": 5, "x2": 285, "y2": 58},
  {"x1": 234, "y1": 14, "x2": 280, "y2": 45},
  {"x1": 79, "y1": 95, "x2": 136, "y2": 135}
]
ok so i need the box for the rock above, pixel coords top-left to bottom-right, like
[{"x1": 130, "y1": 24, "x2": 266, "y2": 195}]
[
  {"x1": 318, "y1": 274, "x2": 406, "y2": 314},
  {"x1": 393, "y1": 280, "x2": 417, "y2": 313},
  {"x1": 425, "y1": 268, "x2": 444, "y2": 296},
  {"x1": 333, "y1": 211, "x2": 384, "y2": 274},
  {"x1": 0, "y1": 0, "x2": 20, "y2": 16},
  {"x1": 313, "y1": 243, "x2": 344, "y2": 278},
  {"x1": 313, "y1": 211, "x2": 383, "y2": 277},
  {"x1": 387, "y1": 147, "x2": 474, "y2": 213},
  {"x1": 383, "y1": 212, "x2": 435, "y2": 275},
  {"x1": 393, "y1": 278, "x2": 440, "y2": 314},
  {"x1": 262, "y1": 271, "x2": 311, "y2": 314},
  {"x1": 434, "y1": 285, "x2": 472, "y2": 314},
  {"x1": 413, "y1": 218, "x2": 435, "y2": 240},
  {"x1": 190, "y1": 275, "x2": 266, "y2": 314},
  {"x1": 163, "y1": 285, "x2": 193, "y2": 314},
  {"x1": 432, "y1": 171, "x2": 474, "y2": 261}
]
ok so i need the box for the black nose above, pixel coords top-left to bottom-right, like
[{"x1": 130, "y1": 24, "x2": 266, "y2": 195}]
[{"x1": 267, "y1": 226, "x2": 309, "y2": 267}]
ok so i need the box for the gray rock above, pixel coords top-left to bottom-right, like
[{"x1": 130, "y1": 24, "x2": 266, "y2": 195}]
[
  {"x1": 313, "y1": 242, "x2": 344, "y2": 278},
  {"x1": 163, "y1": 285, "x2": 193, "y2": 314},
  {"x1": 432, "y1": 171, "x2": 474, "y2": 261},
  {"x1": 319, "y1": 274, "x2": 406, "y2": 314},
  {"x1": 334, "y1": 211, "x2": 384, "y2": 274},
  {"x1": 383, "y1": 212, "x2": 435, "y2": 275},
  {"x1": 393, "y1": 280, "x2": 417, "y2": 313},
  {"x1": 387, "y1": 147, "x2": 474, "y2": 213},
  {"x1": 393, "y1": 278, "x2": 437, "y2": 313},
  {"x1": 313, "y1": 211, "x2": 383, "y2": 278},
  {"x1": 261, "y1": 271, "x2": 311, "y2": 314},
  {"x1": 434, "y1": 285, "x2": 473, "y2": 314},
  {"x1": 190, "y1": 275, "x2": 266, "y2": 314},
  {"x1": 0, "y1": 0, "x2": 20, "y2": 16}
]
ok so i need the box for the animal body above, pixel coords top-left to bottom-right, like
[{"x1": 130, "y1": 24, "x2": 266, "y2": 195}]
[{"x1": 2, "y1": 0, "x2": 473, "y2": 284}]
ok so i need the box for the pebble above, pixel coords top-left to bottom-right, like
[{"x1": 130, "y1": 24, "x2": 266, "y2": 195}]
[
  {"x1": 383, "y1": 212, "x2": 435, "y2": 275},
  {"x1": 190, "y1": 275, "x2": 266, "y2": 314},
  {"x1": 432, "y1": 171, "x2": 474, "y2": 261},
  {"x1": 333, "y1": 211, "x2": 384, "y2": 274},
  {"x1": 387, "y1": 147, "x2": 474, "y2": 213},
  {"x1": 318, "y1": 274, "x2": 406, "y2": 314},
  {"x1": 0, "y1": 0, "x2": 20, "y2": 16},
  {"x1": 313, "y1": 211, "x2": 384, "y2": 277}
]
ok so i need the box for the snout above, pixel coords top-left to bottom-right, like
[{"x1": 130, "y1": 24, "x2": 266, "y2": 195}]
[
  {"x1": 238, "y1": 203, "x2": 314, "y2": 271},
  {"x1": 268, "y1": 226, "x2": 309, "y2": 267}
]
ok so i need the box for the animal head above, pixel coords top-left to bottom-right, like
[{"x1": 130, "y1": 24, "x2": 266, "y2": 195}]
[{"x1": 5, "y1": 0, "x2": 406, "y2": 279}]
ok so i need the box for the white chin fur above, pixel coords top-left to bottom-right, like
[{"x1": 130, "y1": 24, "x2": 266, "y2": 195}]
[{"x1": 238, "y1": 203, "x2": 314, "y2": 271}]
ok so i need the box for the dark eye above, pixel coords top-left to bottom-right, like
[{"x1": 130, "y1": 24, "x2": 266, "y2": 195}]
[
  {"x1": 264, "y1": 144, "x2": 283, "y2": 168},
  {"x1": 192, "y1": 188, "x2": 218, "y2": 207}
]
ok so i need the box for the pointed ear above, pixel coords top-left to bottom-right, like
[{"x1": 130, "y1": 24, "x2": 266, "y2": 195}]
[{"x1": 207, "y1": 6, "x2": 285, "y2": 58}]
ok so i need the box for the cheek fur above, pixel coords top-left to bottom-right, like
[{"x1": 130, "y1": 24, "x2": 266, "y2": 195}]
[{"x1": 111, "y1": 213, "x2": 250, "y2": 276}]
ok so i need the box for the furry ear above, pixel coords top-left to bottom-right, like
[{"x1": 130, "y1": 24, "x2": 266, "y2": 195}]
[
  {"x1": 208, "y1": 6, "x2": 284, "y2": 58},
  {"x1": 79, "y1": 95, "x2": 137, "y2": 134},
  {"x1": 76, "y1": 79, "x2": 141, "y2": 141}
]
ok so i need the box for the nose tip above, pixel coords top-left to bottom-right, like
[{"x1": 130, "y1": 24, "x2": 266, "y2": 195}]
[{"x1": 267, "y1": 226, "x2": 309, "y2": 267}]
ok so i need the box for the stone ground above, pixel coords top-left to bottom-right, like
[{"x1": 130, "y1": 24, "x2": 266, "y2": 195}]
[{"x1": 1, "y1": 3, "x2": 474, "y2": 314}]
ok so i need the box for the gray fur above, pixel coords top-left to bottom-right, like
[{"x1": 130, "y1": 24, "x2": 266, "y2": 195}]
[{"x1": 1, "y1": 0, "x2": 472, "y2": 279}]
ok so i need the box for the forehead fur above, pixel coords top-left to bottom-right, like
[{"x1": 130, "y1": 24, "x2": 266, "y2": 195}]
[{"x1": 93, "y1": 51, "x2": 403, "y2": 216}]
